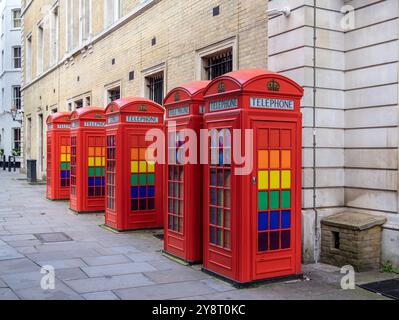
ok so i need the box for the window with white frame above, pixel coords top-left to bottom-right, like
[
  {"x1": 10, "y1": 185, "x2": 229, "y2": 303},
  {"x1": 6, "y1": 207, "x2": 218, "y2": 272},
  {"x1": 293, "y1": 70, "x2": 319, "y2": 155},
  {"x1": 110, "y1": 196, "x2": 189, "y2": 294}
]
[
  {"x1": 106, "y1": 86, "x2": 121, "y2": 104},
  {"x1": 26, "y1": 35, "x2": 32, "y2": 81},
  {"x1": 37, "y1": 24, "x2": 44, "y2": 74},
  {"x1": 50, "y1": 6, "x2": 59, "y2": 66},
  {"x1": 202, "y1": 49, "x2": 233, "y2": 80},
  {"x1": 13, "y1": 47, "x2": 21, "y2": 69},
  {"x1": 66, "y1": 0, "x2": 74, "y2": 52},
  {"x1": 104, "y1": 0, "x2": 120, "y2": 27},
  {"x1": 12, "y1": 9, "x2": 21, "y2": 28},
  {"x1": 145, "y1": 72, "x2": 164, "y2": 105},
  {"x1": 12, "y1": 128, "x2": 21, "y2": 152},
  {"x1": 80, "y1": 0, "x2": 91, "y2": 43},
  {"x1": 12, "y1": 86, "x2": 21, "y2": 110}
]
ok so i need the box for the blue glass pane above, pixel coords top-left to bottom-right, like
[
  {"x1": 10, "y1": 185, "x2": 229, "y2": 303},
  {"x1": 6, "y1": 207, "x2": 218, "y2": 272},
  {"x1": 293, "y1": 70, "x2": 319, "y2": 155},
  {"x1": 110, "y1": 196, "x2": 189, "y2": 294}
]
[
  {"x1": 282, "y1": 210, "x2": 291, "y2": 229},
  {"x1": 61, "y1": 171, "x2": 67, "y2": 179},
  {"x1": 139, "y1": 186, "x2": 147, "y2": 198},
  {"x1": 258, "y1": 212, "x2": 268, "y2": 231},
  {"x1": 66, "y1": 171, "x2": 70, "y2": 178},
  {"x1": 88, "y1": 177, "x2": 95, "y2": 187},
  {"x1": 148, "y1": 186, "x2": 155, "y2": 197},
  {"x1": 95, "y1": 177, "x2": 102, "y2": 186},
  {"x1": 131, "y1": 187, "x2": 139, "y2": 198},
  {"x1": 219, "y1": 150, "x2": 223, "y2": 165},
  {"x1": 270, "y1": 211, "x2": 279, "y2": 230}
]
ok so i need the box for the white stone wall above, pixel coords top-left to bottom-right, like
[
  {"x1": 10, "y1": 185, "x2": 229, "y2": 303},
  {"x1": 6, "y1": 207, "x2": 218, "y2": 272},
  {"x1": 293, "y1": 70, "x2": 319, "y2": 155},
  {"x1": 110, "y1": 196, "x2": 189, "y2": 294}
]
[
  {"x1": 0, "y1": 0, "x2": 22, "y2": 157},
  {"x1": 268, "y1": 0, "x2": 399, "y2": 265}
]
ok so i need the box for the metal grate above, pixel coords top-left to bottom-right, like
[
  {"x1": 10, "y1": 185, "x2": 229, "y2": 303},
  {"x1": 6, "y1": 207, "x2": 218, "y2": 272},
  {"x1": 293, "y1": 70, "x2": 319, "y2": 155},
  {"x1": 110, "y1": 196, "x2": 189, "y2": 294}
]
[
  {"x1": 359, "y1": 278, "x2": 399, "y2": 300},
  {"x1": 34, "y1": 232, "x2": 73, "y2": 243},
  {"x1": 205, "y1": 50, "x2": 233, "y2": 80},
  {"x1": 154, "y1": 233, "x2": 164, "y2": 241},
  {"x1": 147, "y1": 73, "x2": 164, "y2": 105}
]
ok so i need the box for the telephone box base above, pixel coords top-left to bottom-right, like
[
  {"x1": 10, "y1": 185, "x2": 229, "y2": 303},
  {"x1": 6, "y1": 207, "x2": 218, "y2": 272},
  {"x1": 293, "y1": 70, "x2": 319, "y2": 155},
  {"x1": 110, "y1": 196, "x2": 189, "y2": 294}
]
[
  {"x1": 201, "y1": 268, "x2": 303, "y2": 289},
  {"x1": 102, "y1": 224, "x2": 163, "y2": 234},
  {"x1": 69, "y1": 208, "x2": 105, "y2": 215},
  {"x1": 46, "y1": 197, "x2": 69, "y2": 202},
  {"x1": 162, "y1": 250, "x2": 202, "y2": 266}
]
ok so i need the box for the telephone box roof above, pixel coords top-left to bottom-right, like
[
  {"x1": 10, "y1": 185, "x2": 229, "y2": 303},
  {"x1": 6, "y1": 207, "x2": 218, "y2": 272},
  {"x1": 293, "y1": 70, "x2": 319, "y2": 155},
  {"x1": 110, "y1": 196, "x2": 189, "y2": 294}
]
[
  {"x1": 70, "y1": 106, "x2": 105, "y2": 120},
  {"x1": 46, "y1": 112, "x2": 72, "y2": 125},
  {"x1": 105, "y1": 97, "x2": 165, "y2": 114}
]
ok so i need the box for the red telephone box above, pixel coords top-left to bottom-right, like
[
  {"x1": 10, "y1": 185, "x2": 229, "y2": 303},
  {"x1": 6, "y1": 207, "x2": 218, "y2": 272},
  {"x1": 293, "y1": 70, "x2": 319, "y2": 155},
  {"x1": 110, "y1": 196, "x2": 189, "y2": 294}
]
[
  {"x1": 46, "y1": 112, "x2": 72, "y2": 200},
  {"x1": 202, "y1": 69, "x2": 304, "y2": 285},
  {"x1": 104, "y1": 97, "x2": 165, "y2": 231},
  {"x1": 69, "y1": 107, "x2": 106, "y2": 213},
  {"x1": 163, "y1": 81, "x2": 210, "y2": 264}
]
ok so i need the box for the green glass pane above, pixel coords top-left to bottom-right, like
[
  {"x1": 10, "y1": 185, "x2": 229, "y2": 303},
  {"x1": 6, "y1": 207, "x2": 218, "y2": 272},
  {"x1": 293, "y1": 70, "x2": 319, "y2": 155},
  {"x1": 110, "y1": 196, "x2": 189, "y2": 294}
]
[
  {"x1": 217, "y1": 208, "x2": 223, "y2": 226},
  {"x1": 139, "y1": 174, "x2": 147, "y2": 186},
  {"x1": 148, "y1": 174, "x2": 155, "y2": 185},
  {"x1": 66, "y1": 163, "x2": 71, "y2": 170},
  {"x1": 270, "y1": 191, "x2": 280, "y2": 210},
  {"x1": 102, "y1": 168, "x2": 105, "y2": 176},
  {"x1": 88, "y1": 167, "x2": 95, "y2": 177},
  {"x1": 61, "y1": 162, "x2": 67, "y2": 170},
  {"x1": 131, "y1": 174, "x2": 138, "y2": 186},
  {"x1": 282, "y1": 191, "x2": 291, "y2": 209},
  {"x1": 258, "y1": 191, "x2": 268, "y2": 211},
  {"x1": 95, "y1": 167, "x2": 102, "y2": 176}
]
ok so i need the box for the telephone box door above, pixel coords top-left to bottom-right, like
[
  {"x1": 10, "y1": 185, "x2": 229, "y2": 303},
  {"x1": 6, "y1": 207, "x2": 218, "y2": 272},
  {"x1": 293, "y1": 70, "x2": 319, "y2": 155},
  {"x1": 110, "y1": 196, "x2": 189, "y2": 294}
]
[{"x1": 252, "y1": 121, "x2": 301, "y2": 280}]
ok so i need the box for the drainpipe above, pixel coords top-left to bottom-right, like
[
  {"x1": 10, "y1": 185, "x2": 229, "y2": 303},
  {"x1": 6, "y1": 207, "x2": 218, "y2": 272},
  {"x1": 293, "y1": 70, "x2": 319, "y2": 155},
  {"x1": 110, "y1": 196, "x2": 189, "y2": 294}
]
[{"x1": 312, "y1": 0, "x2": 319, "y2": 263}]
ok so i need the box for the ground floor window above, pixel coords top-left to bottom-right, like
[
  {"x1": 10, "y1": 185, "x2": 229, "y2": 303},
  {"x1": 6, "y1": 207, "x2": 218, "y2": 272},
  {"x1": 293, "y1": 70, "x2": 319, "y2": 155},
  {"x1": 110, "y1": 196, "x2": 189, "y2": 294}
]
[{"x1": 12, "y1": 128, "x2": 21, "y2": 155}]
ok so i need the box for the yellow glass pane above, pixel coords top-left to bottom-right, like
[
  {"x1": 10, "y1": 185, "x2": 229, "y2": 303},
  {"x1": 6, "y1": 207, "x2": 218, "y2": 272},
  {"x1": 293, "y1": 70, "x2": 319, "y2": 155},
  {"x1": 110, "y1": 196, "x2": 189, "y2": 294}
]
[
  {"x1": 131, "y1": 161, "x2": 138, "y2": 173},
  {"x1": 131, "y1": 148, "x2": 139, "y2": 160},
  {"x1": 95, "y1": 157, "x2": 102, "y2": 166},
  {"x1": 88, "y1": 147, "x2": 95, "y2": 156},
  {"x1": 270, "y1": 171, "x2": 280, "y2": 189},
  {"x1": 148, "y1": 161, "x2": 155, "y2": 173},
  {"x1": 61, "y1": 146, "x2": 66, "y2": 153},
  {"x1": 88, "y1": 157, "x2": 95, "y2": 166},
  {"x1": 139, "y1": 161, "x2": 147, "y2": 173},
  {"x1": 66, "y1": 154, "x2": 71, "y2": 162},
  {"x1": 282, "y1": 170, "x2": 291, "y2": 189},
  {"x1": 139, "y1": 148, "x2": 147, "y2": 160},
  {"x1": 281, "y1": 150, "x2": 291, "y2": 169},
  {"x1": 101, "y1": 157, "x2": 105, "y2": 166},
  {"x1": 270, "y1": 150, "x2": 280, "y2": 169},
  {"x1": 258, "y1": 171, "x2": 268, "y2": 190},
  {"x1": 60, "y1": 154, "x2": 66, "y2": 162},
  {"x1": 258, "y1": 150, "x2": 268, "y2": 169}
]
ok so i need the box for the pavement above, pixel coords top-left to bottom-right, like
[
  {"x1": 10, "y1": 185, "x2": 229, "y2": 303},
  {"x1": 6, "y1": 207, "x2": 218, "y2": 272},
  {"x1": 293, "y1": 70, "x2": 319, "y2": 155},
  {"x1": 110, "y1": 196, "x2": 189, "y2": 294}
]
[{"x1": 0, "y1": 170, "x2": 395, "y2": 300}]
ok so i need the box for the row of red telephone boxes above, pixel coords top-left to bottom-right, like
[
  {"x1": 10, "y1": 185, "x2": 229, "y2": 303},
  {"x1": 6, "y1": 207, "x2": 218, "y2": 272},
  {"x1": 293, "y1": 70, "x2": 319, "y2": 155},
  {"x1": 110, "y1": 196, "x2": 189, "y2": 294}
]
[{"x1": 46, "y1": 69, "x2": 304, "y2": 285}]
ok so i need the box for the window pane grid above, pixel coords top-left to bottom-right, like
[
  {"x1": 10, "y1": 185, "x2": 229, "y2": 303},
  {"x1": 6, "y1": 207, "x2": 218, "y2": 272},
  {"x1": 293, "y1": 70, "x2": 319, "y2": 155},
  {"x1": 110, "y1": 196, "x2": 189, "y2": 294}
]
[
  {"x1": 106, "y1": 136, "x2": 116, "y2": 210},
  {"x1": 147, "y1": 74, "x2": 164, "y2": 105},
  {"x1": 46, "y1": 136, "x2": 52, "y2": 190},
  {"x1": 209, "y1": 129, "x2": 232, "y2": 250},
  {"x1": 60, "y1": 137, "x2": 71, "y2": 188},
  {"x1": 70, "y1": 137, "x2": 77, "y2": 196},
  {"x1": 257, "y1": 129, "x2": 293, "y2": 253},
  {"x1": 205, "y1": 50, "x2": 233, "y2": 80},
  {"x1": 88, "y1": 138, "x2": 106, "y2": 198}
]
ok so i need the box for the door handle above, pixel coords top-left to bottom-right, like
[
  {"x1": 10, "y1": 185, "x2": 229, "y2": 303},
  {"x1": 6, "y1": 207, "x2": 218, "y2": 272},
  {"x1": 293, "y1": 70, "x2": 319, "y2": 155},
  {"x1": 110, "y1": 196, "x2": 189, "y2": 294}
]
[{"x1": 252, "y1": 176, "x2": 257, "y2": 185}]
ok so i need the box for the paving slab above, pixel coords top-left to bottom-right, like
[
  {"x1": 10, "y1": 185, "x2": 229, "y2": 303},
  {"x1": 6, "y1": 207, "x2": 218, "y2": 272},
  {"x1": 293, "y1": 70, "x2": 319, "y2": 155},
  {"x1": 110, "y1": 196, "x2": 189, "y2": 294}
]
[
  {"x1": 143, "y1": 268, "x2": 211, "y2": 284},
  {"x1": 82, "y1": 291, "x2": 120, "y2": 300},
  {"x1": 82, "y1": 262, "x2": 157, "y2": 277},
  {"x1": 82, "y1": 255, "x2": 132, "y2": 266},
  {"x1": 114, "y1": 280, "x2": 218, "y2": 300},
  {"x1": 54, "y1": 268, "x2": 89, "y2": 281},
  {"x1": 15, "y1": 282, "x2": 83, "y2": 300},
  {"x1": 36, "y1": 258, "x2": 88, "y2": 269},
  {"x1": 65, "y1": 273, "x2": 154, "y2": 294},
  {"x1": 0, "y1": 258, "x2": 40, "y2": 275},
  {"x1": 0, "y1": 288, "x2": 19, "y2": 300}
]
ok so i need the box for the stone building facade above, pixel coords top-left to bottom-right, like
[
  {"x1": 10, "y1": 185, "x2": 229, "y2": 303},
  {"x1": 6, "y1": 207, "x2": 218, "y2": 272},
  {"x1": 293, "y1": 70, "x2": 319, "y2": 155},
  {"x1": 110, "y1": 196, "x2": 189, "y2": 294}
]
[
  {"x1": 0, "y1": 0, "x2": 22, "y2": 158},
  {"x1": 21, "y1": 0, "x2": 267, "y2": 177},
  {"x1": 268, "y1": 0, "x2": 399, "y2": 266}
]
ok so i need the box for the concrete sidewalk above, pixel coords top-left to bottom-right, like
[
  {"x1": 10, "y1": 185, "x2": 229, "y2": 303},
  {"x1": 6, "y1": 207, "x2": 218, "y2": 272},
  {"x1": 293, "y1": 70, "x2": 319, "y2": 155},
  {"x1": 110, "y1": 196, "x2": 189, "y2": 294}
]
[{"x1": 0, "y1": 170, "x2": 394, "y2": 300}]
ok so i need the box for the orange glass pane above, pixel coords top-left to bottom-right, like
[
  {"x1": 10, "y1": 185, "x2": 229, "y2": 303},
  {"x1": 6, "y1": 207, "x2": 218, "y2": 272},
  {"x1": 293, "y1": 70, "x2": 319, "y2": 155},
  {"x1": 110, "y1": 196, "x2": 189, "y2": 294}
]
[
  {"x1": 131, "y1": 148, "x2": 139, "y2": 160},
  {"x1": 270, "y1": 150, "x2": 280, "y2": 169},
  {"x1": 281, "y1": 150, "x2": 291, "y2": 168},
  {"x1": 95, "y1": 147, "x2": 102, "y2": 156},
  {"x1": 139, "y1": 148, "x2": 147, "y2": 160},
  {"x1": 258, "y1": 150, "x2": 268, "y2": 169},
  {"x1": 88, "y1": 147, "x2": 95, "y2": 156},
  {"x1": 101, "y1": 147, "x2": 106, "y2": 156},
  {"x1": 61, "y1": 146, "x2": 66, "y2": 153}
]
